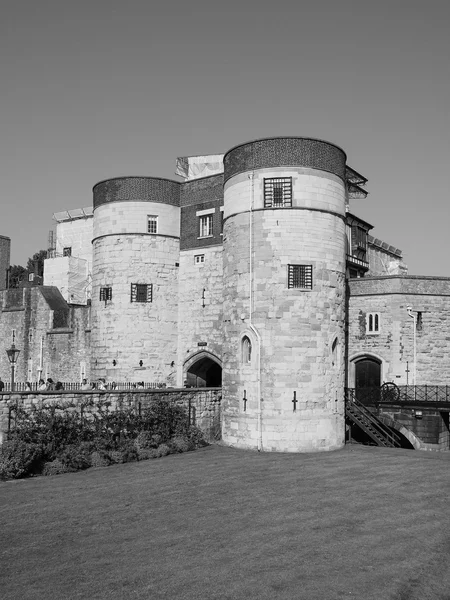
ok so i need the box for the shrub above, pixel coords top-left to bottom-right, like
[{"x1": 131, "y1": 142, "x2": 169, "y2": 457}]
[
  {"x1": 109, "y1": 451, "x2": 125, "y2": 464},
  {"x1": 169, "y1": 436, "x2": 192, "y2": 453},
  {"x1": 186, "y1": 426, "x2": 208, "y2": 449},
  {"x1": 0, "y1": 439, "x2": 43, "y2": 480},
  {"x1": 156, "y1": 444, "x2": 171, "y2": 457},
  {"x1": 90, "y1": 451, "x2": 113, "y2": 468},
  {"x1": 59, "y1": 444, "x2": 91, "y2": 471},
  {"x1": 42, "y1": 460, "x2": 70, "y2": 476},
  {"x1": 137, "y1": 448, "x2": 159, "y2": 460}
]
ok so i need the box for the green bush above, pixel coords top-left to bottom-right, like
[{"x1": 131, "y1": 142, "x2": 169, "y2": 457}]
[
  {"x1": 2, "y1": 398, "x2": 208, "y2": 479},
  {"x1": 0, "y1": 439, "x2": 43, "y2": 480},
  {"x1": 90, "y1": 451, "x2": 113, "y2": 468},
  {"x1": 42, "y1": 460, "x2": 70, "y2": 476},
  {"x1": 169, "y1": 436, "x2": 192, "y2": 453},
  {"x1": 156, "y1": 444, "x2": 171, "y2": 457},
  {"x1": 137, "y1": 448, "x2": 159, "y2": 460},
  {"x1": 59, "y1": 444, "x2": 91, "y2": 471}
]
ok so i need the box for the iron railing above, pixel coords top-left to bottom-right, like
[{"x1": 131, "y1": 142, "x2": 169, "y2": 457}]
[
  {"x1": 0, "y1": 381, "x2": 166, "y2": 392},
  {"x1": 347, "y1": 385, "x2": 450, "y2": 405}
]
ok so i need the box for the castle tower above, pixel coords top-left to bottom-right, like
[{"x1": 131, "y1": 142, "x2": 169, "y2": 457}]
[
  {"x1": 0, "y1": 235, "x2": 11, "y2": 290},
  {"x1": 91, "y1": 177, "x2": 181, "y2": 384},
  {"x1": 222, "y1": 137, "x2": 347, "y2": 452}
]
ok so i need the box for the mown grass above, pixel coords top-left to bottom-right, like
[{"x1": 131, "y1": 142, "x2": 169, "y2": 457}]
[{"x1": 1, "y1": 444, "x2": 450, "y2": 600}]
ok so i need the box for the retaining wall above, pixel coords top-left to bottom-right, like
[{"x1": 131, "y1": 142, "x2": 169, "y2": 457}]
[{"x1": 0, "y1": 387, "x2": 222, "y2": 445}]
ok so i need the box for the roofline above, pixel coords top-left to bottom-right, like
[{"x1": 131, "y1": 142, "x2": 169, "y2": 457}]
[
  {"x1": 92, "y1": 175, "x2": 182, "y2": 192},
  {"x1": 223, "y1": 136, "x2": 347, "y2": 162}
]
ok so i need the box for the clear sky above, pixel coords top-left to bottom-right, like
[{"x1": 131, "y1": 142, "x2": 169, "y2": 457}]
[{"x1": 1, "y1": 0, "x2": 449, "y2": 275}]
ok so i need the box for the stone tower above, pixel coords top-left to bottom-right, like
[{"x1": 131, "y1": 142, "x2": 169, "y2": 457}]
[
  {"x1": 221, "y1": 137, "x2": 347, "y2": 452},
  {"x1": 0, "y1": 235, "x2": 11, "y2": 290},
  {"x1": 91, "y1": 177, "x2": 181, "y2": 383}
]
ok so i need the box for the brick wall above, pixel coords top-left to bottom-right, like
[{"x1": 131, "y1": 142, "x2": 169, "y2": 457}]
[{"x1": 180, "y1": 175, "x2": 224, "y2": 251}]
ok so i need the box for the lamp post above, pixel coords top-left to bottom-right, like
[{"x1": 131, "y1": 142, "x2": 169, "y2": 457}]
[{"x1": 6, "y1": 335, "x2": 20, "y2": 392}]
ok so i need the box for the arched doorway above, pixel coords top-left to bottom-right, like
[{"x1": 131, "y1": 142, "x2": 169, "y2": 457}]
[
  {"x1": 355, "y1": 357, "x2": 381, "y2": 388},
  {"x1": 184, "y1": 352, "x2": 222, "y2": 387}
]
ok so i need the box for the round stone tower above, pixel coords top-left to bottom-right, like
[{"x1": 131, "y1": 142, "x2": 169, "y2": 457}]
[
  {"x1": 222, "y1": 137, "x2": 347, "y2": 452},
  {"x1": 91, "y1": 177, "x2": 180, "y2": 384}
]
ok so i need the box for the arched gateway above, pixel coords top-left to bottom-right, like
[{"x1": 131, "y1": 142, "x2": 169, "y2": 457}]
[{"x1": 184, "y1": 351, "x2": 222, "y2": 387}]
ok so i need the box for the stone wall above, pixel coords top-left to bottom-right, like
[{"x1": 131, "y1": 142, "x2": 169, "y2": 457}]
[
  {"x1": 0, "y1": 388, "x2": 222, "y2": 445},
  {"x1": 348, "y1": 276, "x2": 450, "y2": 385},
  {"x1": 0, "y1": 287, "x2": 91, "y2": 385},
  {"x1": 0, "y1": 235, "x2": 11, "y2": 291},
  {"x1": 177, "y1": 246, "x2": 224, "y2": 384}
]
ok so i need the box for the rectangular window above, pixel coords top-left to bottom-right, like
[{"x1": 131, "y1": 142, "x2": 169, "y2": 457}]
[
  {"x1": 199, "y1": 215, "x2": 213, "y2": 238},
  {"x1": 288, "y1": 265, "x2": 313, "y2": 289},
  {"x1": 147, "y1": 215, "x2": 158, "y2": 234},
  {"x1": 28, "y1": 273, "x2": 35, "y2": 282},
  {"x1": 264, "y1": 177, "x2": 293, "y2": 208},
  {"x1": 131, "y1": 283, "x2": 153, "y2": 303},
  {"x1": 366, "y1": 312, "x2": 380, "y2": 334},
  {"x1": 63, "y1": 247, "x2": 72, "y2": 257},
  {"x1": 195, "y1": 255, "x2": 205, "y2": 264},
  {"x1": 100, "y1": 287, "x2": 112, "y2": 302}
]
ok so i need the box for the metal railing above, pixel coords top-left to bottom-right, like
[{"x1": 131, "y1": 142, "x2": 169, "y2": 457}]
[
  {"x1": 0, "y1": 381, "x2": 166, "y2": 392},
  {"x1": 347, "y1": 385, "x2": 450, "y2": 405}
]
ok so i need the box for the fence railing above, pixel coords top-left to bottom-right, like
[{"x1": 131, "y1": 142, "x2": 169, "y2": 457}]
[
  {"x1": 0, "y1": 381, "x2": 167, "y2": 392},
  {"x1": 347, "y1": 385, "x2": 450, "y2": 405}
]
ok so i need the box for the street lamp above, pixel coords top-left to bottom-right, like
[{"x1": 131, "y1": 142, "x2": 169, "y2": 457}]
[{"x1": 6, "y1": 336, "x2": 20, "y2": 392}]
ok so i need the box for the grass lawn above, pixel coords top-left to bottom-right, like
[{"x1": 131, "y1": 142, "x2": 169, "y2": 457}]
[{"x1": 1, "y1": 443, "x2": 450, "y2": 600}]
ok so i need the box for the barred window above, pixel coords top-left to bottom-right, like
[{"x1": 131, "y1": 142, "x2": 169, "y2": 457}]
[
  {"x1": 264, "y1": 177, "x2": 292, "y2": 208},
  {"x1": 100, "y1": 287, "x2": 112, "y2": 302},
  {"x1": 63, "y1": 247, "x2": 72, "y2": 257},
  {"x1": 131, "y1": 283, "x2": 153, "y2": 303},
  {"x1": 366, "y1": 312, "x2": 380, "y2": 334},
  {"x1": 199, "y1": 215, "x2": 213, "y2": 237},
  {"x1": 288, "y1": 265, "x2": 313, "y2": 289},
  {"x1": 147, "y1": 215, "x2": 158, "y2": 234}
]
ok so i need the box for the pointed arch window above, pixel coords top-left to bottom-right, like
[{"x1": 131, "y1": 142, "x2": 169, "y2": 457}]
[{"x1": 242, "y1": 336, "x2": 252, "y2": 364}]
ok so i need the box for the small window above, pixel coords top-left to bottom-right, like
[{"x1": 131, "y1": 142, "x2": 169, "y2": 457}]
[
  {"x1": 366, "y1": 312, "x2": 380, "y2": 334},
  {"x1": 416, "y1": 312, "x2": 423, "y2": 331},
  {"x1": 264, "y1": 177, "x2": 292, "y2": 208},
  {"x1": 100, "y1": 287, "x2": 112, "y2": 302},
  {"x1": 288, "y1": 265, "x2": 313, "y2": 289},
  {"x1": 147, "y1": 215, "x2": 158, "y2": 234},
  {"x1": 195, "y1": 255, "x2": 205, "y2": 264},
  {"x1": 131, "y1": 283, "x2": 153, "y2": 303},
  {"x1": 199, "y1": 215, "x2": 213, "y2": 238},
  {"x1": 27, "y1": 359, "x2": 33, "y2": 381},
  {"x1": 242, "y1": 336, "x2": 252, "y2": 364},
  {"x1": 331, "y1": 337, "x2": 338, "y2": 366},
  {"x1": 63, "y1": 247, "x2": 72, "y2": 257},
  {"x1": 28, "y1": 273, "x2": 35, "y2": 282}
]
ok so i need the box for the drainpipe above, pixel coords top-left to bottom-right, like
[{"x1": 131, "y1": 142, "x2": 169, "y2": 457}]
[
  {"x1": 248, "y1": 173, "x2": 262, "y2": 451},
  {"x1": 407, "y1": 307, "x2": 416, "y2": 386},
  {"x1": 37, "y1": 335, "x2": 44, "y2": 383}
]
